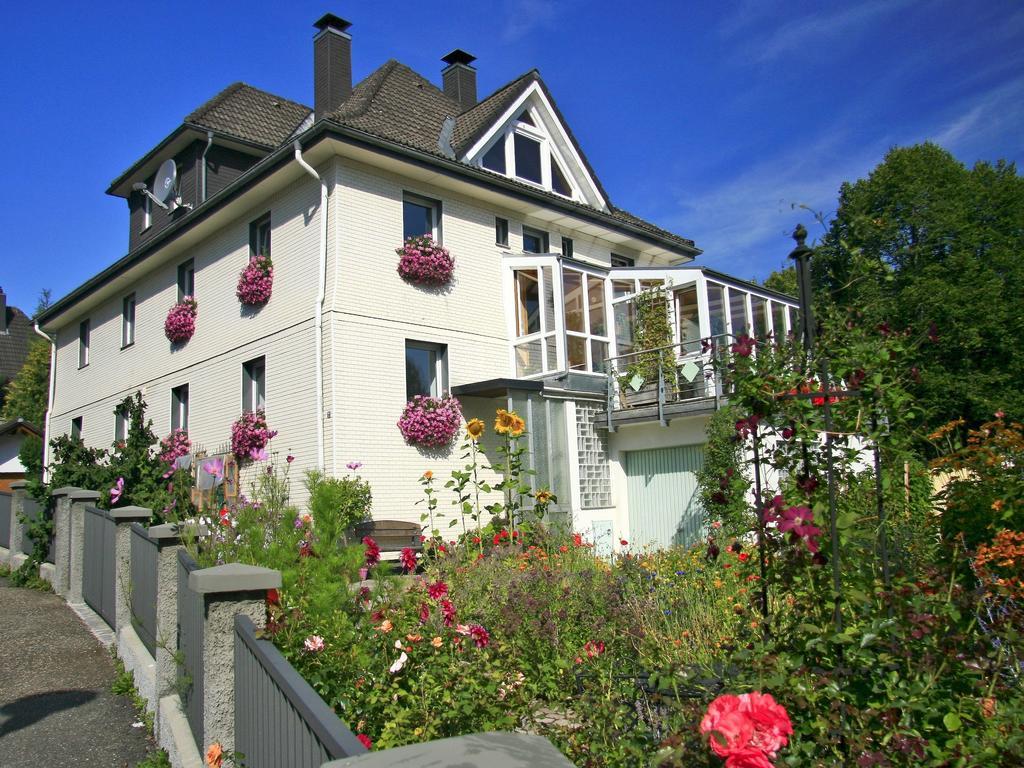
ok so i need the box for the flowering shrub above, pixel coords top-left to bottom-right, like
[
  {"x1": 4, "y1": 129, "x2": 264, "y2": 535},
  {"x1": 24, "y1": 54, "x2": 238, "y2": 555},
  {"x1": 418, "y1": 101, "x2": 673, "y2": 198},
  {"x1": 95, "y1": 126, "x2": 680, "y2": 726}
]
[
  {"x1": 395, "y1": 234, "x2": 454, "y2": 286},
  {"x1": 230, "y1": 410, "x2": 277, "y2": 461},
  {"x1": 159, "y1": 428, "x2": 191, "y2": 467},
  {"x1": 397, "y1": 395, "x2": 462, "y2": 447},
  {"x1": 165, "y1": 296, "x2": 198, "y2": 343},
  {"x1": 236, "y1": 255, "x2": 274, "y2": 305}
]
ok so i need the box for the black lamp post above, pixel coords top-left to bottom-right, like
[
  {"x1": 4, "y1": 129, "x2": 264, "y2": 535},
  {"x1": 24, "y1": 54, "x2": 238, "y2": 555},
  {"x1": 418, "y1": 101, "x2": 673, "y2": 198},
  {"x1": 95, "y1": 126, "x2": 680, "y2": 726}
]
[{"x1": 788, "y1": 224, "x2": 815, "y2": 354}]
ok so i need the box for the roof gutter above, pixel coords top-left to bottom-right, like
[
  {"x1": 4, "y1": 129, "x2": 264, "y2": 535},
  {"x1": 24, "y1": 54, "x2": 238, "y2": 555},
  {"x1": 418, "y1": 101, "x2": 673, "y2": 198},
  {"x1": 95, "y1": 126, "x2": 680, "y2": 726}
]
[
  {"x1": 32, "y1": 321, "x2": 56, "y2": 483},
  {"x1": 293, "y1": 141, "x2": 329, "y2": 472}
]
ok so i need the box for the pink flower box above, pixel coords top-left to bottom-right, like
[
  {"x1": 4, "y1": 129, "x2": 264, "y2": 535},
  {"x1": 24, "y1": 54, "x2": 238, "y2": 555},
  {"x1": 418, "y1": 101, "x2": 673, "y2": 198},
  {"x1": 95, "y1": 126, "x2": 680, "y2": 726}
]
[
  {"x1": 237, "y1": 255, "x2": 274, "y2": 305},
  {"x1": 397, "y1": 395, "x2": 462, "y2": 447},
  {"x1": 396, "y1": 235, "x2": 454, "y2": 286},
  {"x1": 165, "y1": 297, "x2": 198, "y2": 344}
]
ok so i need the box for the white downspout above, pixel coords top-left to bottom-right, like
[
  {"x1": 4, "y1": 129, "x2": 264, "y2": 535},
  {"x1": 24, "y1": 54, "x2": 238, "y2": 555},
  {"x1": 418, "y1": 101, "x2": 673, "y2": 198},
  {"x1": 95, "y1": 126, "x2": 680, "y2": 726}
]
[
  {"x1": 200, "y1": 131, "x2": 214, "y2": 203},
  {"x1": 294, "y1": 141, "x2": 328, "y2": 470},
  {"x1": 32, "y1": 322, "x2": 56, "y2": 482}
]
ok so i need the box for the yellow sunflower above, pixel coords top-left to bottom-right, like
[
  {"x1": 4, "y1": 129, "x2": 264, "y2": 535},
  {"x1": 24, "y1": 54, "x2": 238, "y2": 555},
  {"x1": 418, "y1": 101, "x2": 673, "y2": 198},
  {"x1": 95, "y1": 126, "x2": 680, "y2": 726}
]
[
  {"x1": 535, "y1": 489, "x2": 554, "y2": 505},
  {"x1": 466, "y1": 418, "x2": 485, "y2": 441},
  {"x1": 508, "y1": 414, "x2": 526, "y2": 437},
  {"x1": 494, "y1": 408, "x2": 517, "y2": 435}
]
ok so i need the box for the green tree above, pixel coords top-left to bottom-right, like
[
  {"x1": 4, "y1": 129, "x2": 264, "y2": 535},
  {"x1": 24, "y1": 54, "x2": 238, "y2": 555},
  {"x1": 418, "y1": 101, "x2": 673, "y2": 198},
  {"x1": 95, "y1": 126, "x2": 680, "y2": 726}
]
[
  {"x1": 761, "y1": 265, "x2": 798, "y2": 297},
  {"x1": 812, "y1": 142, "x2": 1024, "y2": 431},
  {"x1": 1, "y1": 339, "x2": 50, "y2": 426}
]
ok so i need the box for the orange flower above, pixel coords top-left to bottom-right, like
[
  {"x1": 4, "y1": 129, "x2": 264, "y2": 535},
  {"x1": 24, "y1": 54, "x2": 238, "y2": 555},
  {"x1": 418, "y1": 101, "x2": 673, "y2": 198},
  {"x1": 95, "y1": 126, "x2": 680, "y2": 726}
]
[
  {"x1": 535, "y1": 489, "x2": 554, "y2": 505},
  {"x1": 206, "y1": 743, "x2": 224, "y2": 768},
  {"x1": 466, "y1": 418, "x2": 485, "y2": 440},
  {"x1": 431, "y1": 636, "x2": 443, "y2": 648},
  {"x1": 422, "y1": 470, "x2": 433, "y2": 480},
  {"x1": 406, "y1": 633, "x2": 423, "y2": 643},
  {"x1": 378, "y1": 619, "x2": 393, "y2": 632}
]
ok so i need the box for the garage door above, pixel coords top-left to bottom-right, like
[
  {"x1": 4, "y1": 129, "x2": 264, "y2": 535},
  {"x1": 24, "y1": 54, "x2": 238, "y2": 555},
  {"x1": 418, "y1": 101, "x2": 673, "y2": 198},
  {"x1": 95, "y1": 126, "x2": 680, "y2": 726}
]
[{"x1": 625, "y1": 444, "x2": 705, "y2": 550}]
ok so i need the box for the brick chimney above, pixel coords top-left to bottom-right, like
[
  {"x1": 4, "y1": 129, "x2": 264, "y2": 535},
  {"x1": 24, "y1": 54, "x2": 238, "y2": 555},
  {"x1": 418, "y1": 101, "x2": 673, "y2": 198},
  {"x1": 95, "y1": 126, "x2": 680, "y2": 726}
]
[
  {"x1": 441, "y1": 49, "x2": 477, "y2": 111},
  {"x1": 0, "y1": 287, "x2": 6, "y2": 334},
  {"x1": 313, "y1": 13, "x2": 353, "y2": 120}
]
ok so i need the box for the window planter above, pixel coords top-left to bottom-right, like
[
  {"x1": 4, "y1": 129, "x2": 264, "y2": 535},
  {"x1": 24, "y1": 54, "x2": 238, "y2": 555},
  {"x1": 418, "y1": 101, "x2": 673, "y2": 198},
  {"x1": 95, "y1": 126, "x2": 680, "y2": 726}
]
[
  {"x1": 231, "y1": 409, "x2": 277, "y2": 461},
  {"x1": 397, "y1": 395, "x2": 462, "y2": 447},
  {"x1": 396, "y1": 235, "x2": 454, "y2": 286},
  {"x1": 237, "y1": 255, "x2": 274, "y2": 306},
  {"x1": 165, "y1": 297, "x2": 198, "y2": 344}
]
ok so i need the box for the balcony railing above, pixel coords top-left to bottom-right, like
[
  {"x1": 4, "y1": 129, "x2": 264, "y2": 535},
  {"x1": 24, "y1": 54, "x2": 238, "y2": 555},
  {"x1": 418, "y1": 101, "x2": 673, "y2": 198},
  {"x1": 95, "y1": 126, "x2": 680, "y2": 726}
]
[{"x1": 604, "y1": 334, "x2": 733, "y2": 429}]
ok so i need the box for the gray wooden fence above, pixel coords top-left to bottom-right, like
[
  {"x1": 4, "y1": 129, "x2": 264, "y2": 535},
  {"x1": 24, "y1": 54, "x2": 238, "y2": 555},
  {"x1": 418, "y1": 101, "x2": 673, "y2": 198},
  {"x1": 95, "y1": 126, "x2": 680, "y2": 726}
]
[
  {"x1": 177, "y1": 549, "x2": 204, "y2": 753},
  {"x1": 83, "y1": 505, "x2": 116, "y2": 626},
  {"x1": 130, "y1": 522, "x2": 158, "y2": 656},
  {"x1": 234, "y1": 615, "x2": 368, "y2": 767},
  {"x1": 0, "y1": 492, "x2": 10, "y2": 549}
]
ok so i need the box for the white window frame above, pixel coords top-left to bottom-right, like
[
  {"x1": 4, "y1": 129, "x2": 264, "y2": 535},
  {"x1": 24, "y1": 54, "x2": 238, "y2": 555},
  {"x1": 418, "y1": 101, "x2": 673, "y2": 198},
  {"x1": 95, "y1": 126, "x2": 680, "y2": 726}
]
[
  {"x1": 114, "y1": 406, "x2": 129, "y2": 444},
  {"x1": 404, "y1": 340, "x2": 448, "y2": 399},
  {"x1": 71, "y1": 417, "x2": 82, "y2": 440},
  {"x1": 121, "y1": 293, "x2": 136, "y2": 348},
  {"x1": 78, "y1": 319, "x2": 90, "y2": 368},
  {"x1": 402, "y1": 193, "x2": 441, "y2": 243},
  {"x1": 141, "y1": 193, "x2": 152, "y2": 232},
  {"x1": 177, "y1": 259, "x2": 195, "y2": 302},
  {"x1": 562, "y1": 264, "x2": 612, "y2": 375},
  {"x1": 503, "y1": 255, "x2": 562, "y2": 378},
  {"x1": 242, "y1": 357, "x2": 266, "y2": 413},
  {"x1": 171, "y1": 383, "x2": 190, "y2": 432}
]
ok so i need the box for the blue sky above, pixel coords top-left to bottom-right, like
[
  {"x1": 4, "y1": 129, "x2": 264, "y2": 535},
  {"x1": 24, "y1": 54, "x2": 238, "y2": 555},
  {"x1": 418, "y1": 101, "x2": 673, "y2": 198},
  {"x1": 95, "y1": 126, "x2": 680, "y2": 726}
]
[{"x1": 1, "y1": 1, "x2": 1021, "y2": 314}]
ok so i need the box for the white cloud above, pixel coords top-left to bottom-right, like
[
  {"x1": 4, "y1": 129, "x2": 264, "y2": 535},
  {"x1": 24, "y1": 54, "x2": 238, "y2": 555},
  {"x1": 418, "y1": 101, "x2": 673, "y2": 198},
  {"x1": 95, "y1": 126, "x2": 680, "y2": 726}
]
[{"x1": 502, "y1": 0, "x2": 560, "y2": 43}]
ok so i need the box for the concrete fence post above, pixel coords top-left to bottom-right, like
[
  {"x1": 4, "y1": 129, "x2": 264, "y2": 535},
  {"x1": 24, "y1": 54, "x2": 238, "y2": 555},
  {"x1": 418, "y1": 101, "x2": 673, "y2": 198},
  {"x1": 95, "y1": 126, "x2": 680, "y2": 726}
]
[
  {"x1": 50, "y1": 486, "x2": 80, "y2": 595},
  {"x1": 67, "y1": 489, "x2": 100, "y2": 602},
  {"x1": 108, "y1": 506, "x2": 152, "y2": 633},
  {"x1": 188, "y1": 563, "x2": 281, "y2": 757},
  {"x1": 148, "y1": 524, "x2": 185, "y2": 705},
  {"x1": 7, "y1": 481, "x2": 29, "y2": 569}
]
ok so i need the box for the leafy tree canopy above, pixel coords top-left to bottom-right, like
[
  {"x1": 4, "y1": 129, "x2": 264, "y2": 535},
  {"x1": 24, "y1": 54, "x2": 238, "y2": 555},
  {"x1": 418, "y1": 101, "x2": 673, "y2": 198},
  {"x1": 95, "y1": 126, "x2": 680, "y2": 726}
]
[{"x1": 812, "y1": 142, "x2": 1024, "y2": 432}]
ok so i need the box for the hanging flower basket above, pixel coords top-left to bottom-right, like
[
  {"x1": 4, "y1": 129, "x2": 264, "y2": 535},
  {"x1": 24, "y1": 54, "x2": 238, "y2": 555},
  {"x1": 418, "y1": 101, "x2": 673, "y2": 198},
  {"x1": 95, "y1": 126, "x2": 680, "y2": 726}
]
[
  {"x1": 396, "y1": 235, "x2": 454, "y2": 286},
  {"x1": 397, "y1": 395, "x2": 462, "y2": 447},
  {"x1": 231, "y1": 409, "x2": 278, "y2": 461},
  {"x1": 159, "y1": 428, "x2": 191, "y2": 466},
  {"x1": 165, "y1": 297, "x2": 198, "y2": 344},
  {"x1": 236, "y1": 255, "x2": 274, "y2": 305}
]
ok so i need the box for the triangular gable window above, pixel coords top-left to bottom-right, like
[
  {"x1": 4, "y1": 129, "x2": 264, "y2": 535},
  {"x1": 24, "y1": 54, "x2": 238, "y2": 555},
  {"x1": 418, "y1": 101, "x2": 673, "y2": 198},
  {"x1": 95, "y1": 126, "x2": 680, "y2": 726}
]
[
  {"x1": 482, "y1": 141, "x2": 506, "y2": 174},
  {"x1": 551, "y1": 157, "x2": 572, "y2": 197},
  {"x1": 474, "y1": 101, "x2": 580, "y2": 201}
]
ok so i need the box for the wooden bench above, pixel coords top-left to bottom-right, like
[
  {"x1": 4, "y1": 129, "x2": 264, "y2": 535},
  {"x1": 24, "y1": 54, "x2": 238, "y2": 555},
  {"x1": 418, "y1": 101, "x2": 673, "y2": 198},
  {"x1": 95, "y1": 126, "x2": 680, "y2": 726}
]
[{"x1": 352, "y1": 520, "x2": 422, "y2": 560}]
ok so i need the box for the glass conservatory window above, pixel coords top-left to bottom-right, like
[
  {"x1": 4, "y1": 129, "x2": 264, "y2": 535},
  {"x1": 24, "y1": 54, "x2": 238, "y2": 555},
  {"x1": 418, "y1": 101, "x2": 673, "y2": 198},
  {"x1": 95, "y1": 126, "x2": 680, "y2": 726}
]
[
  {"x1": 514, "y1": 133, "x2": 543, "y2": 184},
  {"x1": 482, "y1": 141, "x2": 506, "y2": 174},
  {"x1": 751, "y1": 296, "x2": 767, "y2": 339},
  {"x1": 706, "y1": 283, "x2": 727, "y2": 338},
  {"x1": 771, "y1": 301, "x2": 787, "y2": 337},
  {"x1": 676, "y1": 286, "x2": 700, "y2": 347},
  {"x1": 563, "y1": 267, "x2": 609, "y2": 373},
  {"x1": 512, "y1": 266, "x2": 557, "y2": 377},
  {"x1": 729, "y1": 289, "x2": 749, "y2": 336}
]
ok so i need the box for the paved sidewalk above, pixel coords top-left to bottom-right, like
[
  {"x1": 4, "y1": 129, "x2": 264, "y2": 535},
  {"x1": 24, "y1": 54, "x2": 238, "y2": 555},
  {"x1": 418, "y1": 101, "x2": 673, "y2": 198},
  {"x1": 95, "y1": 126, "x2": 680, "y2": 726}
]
[{"x1": 0, "y1": 578, "x2": 152, "y2": 767}]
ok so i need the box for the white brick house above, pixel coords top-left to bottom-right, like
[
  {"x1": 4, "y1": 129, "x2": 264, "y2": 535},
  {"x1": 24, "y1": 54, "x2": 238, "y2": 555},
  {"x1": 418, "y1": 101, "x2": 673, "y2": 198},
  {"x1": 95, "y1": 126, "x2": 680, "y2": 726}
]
[{"x1": 36, "y1": 14, "x2": 796, "y2": 549}]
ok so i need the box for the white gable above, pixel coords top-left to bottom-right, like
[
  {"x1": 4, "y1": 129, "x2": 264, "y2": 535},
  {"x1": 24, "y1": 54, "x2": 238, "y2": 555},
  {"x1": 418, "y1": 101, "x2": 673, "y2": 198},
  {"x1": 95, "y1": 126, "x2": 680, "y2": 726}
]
[{"x1": 461, "y1": 81, "x2": 608, "y2": 211}]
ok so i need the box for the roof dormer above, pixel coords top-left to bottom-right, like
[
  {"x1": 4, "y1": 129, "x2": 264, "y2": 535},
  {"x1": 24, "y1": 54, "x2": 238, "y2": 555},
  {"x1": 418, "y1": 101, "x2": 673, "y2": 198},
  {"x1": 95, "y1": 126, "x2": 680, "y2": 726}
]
[{"x1": 461, "y1": 80, "x2": 607, "y2": 211}]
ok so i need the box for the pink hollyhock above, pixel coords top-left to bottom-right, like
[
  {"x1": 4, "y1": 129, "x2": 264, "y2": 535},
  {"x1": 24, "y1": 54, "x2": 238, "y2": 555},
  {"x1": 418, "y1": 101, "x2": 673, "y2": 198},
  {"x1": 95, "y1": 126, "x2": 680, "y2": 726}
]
[
  {"x1": 418, "y1": 602, "x2": 430, "y2": 624},
  {"x1": 164, "y1": 297, "x2": 198, "y2": 344},
  {"x1": 397, "y1": 395, "x2": 462, "y2": 447},
  {"x1": 356, "y1": 734, "x2": 372, "y2": 750},
  {"x1": 731, "y1": 334, "x2": 755, "y2": 358},
  {"x1": 236, "y1": 255, "x2": 274, "y2": 305},
  {"x1": 700, "y1": 692, "x2": 792, "y2": 768},
  {"x1": 396, "y1": 234, "x2": 454, "y2": 286},
  {"x1": 362, "y1": 536, "x2": 381, "y2": 567},
  {"x1": 109, "y1": 477, "x2": 125, "y2": 505},
  {"x1": 426, "y1": 580, "x2": 448, "y2": 600},
  {"x1": 399, "y1": 547, "x2": 418, "y2": 573}
]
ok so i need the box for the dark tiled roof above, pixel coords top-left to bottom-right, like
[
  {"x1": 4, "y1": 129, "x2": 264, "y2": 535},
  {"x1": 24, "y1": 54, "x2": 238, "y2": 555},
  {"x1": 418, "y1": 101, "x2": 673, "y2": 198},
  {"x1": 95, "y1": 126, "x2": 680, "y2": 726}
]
[
  {"x1": 185, "y1": 82, "x2": 311, "y2": 148},
  {"x1": 330, "y1": 61, "x2": 460, "y2": 157},
  {"x1": 0, "y1": 417, "x2": 42, "y2": 438},
  {"x1": 0, "y1": 303, "x2": 34, "y2": 382}
]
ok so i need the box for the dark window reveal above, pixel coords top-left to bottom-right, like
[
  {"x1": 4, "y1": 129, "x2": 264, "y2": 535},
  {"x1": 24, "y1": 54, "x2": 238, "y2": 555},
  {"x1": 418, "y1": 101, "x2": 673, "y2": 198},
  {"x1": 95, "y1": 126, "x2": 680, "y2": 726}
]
[
  {"x1": 250, "y1": 213, "x2": 271, "y2": 260},
  {"x1": 405, "y1": 341, "x2": 447, "y2": 400},
  {"x1": 513, "y1": 133, "x2": 542, "y2": 184},
  {"x1": 177, "y1": 259, "x2": 195, "y2": 301},
  {"x1": 495, "y1": 217, "x2": 509, "y2": 247},
  {"x1": 522, "y1": 226, "x2": 548, "y2": 254}
]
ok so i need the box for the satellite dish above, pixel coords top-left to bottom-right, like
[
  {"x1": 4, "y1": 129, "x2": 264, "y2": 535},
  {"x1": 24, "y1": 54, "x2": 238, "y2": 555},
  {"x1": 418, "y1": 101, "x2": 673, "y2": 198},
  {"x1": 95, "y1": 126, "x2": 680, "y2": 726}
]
[{"x1": 153, "y1": 159, "x2": 178, "y2": 205}]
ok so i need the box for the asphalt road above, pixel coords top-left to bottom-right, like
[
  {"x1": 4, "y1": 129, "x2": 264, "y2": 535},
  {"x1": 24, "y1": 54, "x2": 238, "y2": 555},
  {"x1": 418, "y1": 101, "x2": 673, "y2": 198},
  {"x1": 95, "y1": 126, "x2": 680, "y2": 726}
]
[{"x1": 0, "y1": 577, "x2": 153, "y2": 767}]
